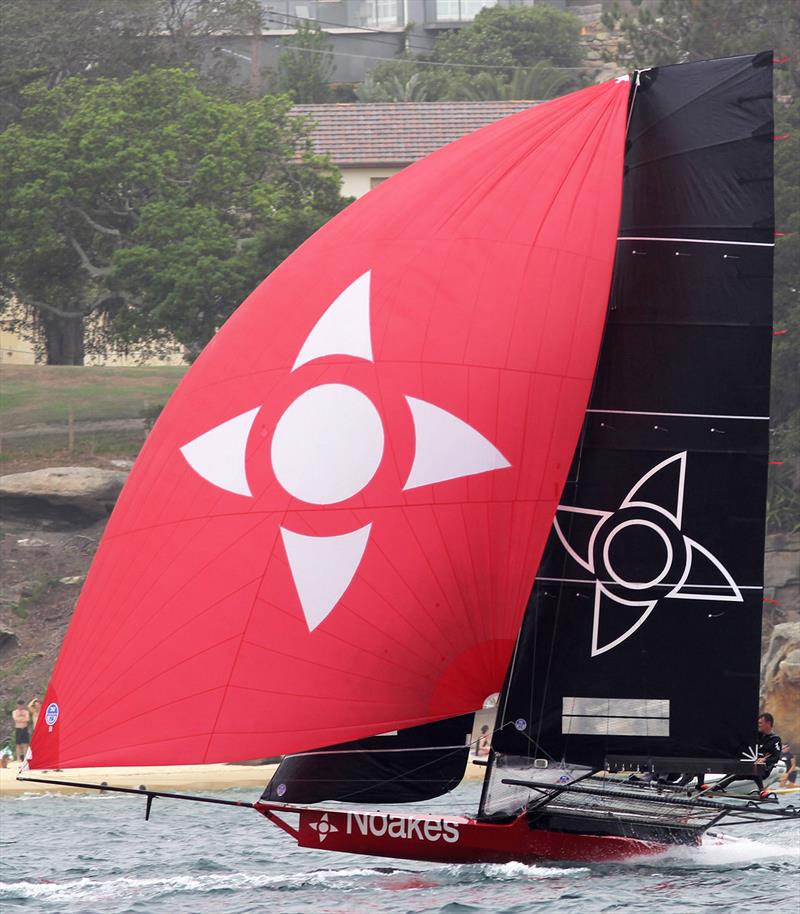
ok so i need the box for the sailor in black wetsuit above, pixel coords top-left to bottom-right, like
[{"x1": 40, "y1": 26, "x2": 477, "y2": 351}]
[{"x1": 712, "y1": 712, "x2": 782, "y2": 798}]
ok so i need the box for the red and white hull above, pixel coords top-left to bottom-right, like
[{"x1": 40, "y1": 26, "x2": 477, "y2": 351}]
[{"x1": 256, "y1": 802, "x2": 682, "y2": 864}]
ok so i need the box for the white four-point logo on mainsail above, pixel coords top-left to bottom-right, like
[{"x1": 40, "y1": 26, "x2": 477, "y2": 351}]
[
  {"x1": 179, "y1": 271, "x2": 511, "y2": 632},
  {"x1": 552, "y1": 452, "x2": 742, "y2": 657},
  {"x1": 309, "y1": 812, "x2": 338, "y2": 843}
]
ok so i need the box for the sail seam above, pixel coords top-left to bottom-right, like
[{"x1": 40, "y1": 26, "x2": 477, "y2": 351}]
[
  {"x1": 617, "y1": 236, "x2": 773, "y2": 247},
  {"x1": 585, "y1": 409, "x2": 769, "y2": 420},
  {"x1": 537, "y1": 576, "x2": 762, "y2": 590}
]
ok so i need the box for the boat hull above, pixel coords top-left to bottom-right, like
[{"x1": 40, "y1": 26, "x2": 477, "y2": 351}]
[{"x1": 255, "y1": 803, "x2": 690, "y2": 864}]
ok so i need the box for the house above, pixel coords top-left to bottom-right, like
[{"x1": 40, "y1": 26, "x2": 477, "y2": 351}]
[{"x1": 292, "y1": 100, "x2": 539, "y2": 197}]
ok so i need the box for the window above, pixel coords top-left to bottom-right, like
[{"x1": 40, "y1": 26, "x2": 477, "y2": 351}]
[
  {"x1": 360, "y1": 1, "x2": 402, "y2": 28},
  {"x1": 435, "y1": 0, "x2": 497, "y2": 22}
]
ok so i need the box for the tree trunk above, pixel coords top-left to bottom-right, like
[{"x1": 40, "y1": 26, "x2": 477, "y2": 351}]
[{"x1": 42, "y1": 313, "x2": 85, "y2": 365}]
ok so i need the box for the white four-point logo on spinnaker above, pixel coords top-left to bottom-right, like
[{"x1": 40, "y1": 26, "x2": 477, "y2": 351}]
[
  {"x1": 309, "y1": 812, "x2": 338, "y2": 843},
  {"x1": 179, "y1": 272, "x2": 511, "y2": 631},
  {"x1": 552, "y1": 452, "x2": 742, "y2": 657}
]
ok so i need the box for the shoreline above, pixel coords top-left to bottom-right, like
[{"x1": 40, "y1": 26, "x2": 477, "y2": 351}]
[
  {"x1": 1, "y1": 758, "x2": 486, "y2": 797},
  {"x1": 0, "y1": 761, "x2": 278, "y2": 797}
]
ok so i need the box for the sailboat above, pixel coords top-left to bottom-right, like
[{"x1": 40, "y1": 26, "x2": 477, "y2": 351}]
[{"x1": 22, "y1": 53, "x2": 799, "y2": 863}]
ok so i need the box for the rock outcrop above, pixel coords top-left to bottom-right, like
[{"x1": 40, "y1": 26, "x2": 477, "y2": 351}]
[
  {"x1": 762, "y1": 621, "x2": 800, "y2": 747},
  {"x1": 0, "y1": 467, "x2": 128, "y2": 526},
  {"x1": 764, "y1": 533, "x2": 800, "y2": 626}
]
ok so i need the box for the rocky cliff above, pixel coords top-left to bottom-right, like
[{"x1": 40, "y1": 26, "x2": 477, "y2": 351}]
[{"x1": 762, "y1": 533, "x2": 800, "y2": 747}]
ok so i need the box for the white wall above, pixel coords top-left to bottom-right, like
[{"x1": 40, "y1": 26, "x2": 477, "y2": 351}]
[{"x1": 340, "y1": 166, "x2": 405, "y2": 199}]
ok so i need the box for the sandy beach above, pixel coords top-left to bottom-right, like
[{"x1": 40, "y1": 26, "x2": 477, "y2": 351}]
[
  {"x1": 1, "y1": 757, "x2": 486, "y2": 797},
  {"x1": 0, "y1": 761, "x2": 278, "y2": 797}
]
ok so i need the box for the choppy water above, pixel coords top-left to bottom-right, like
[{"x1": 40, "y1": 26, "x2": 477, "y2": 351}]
[{"x1": 1, "y1": 781, "x2": 798, "y2": 913}]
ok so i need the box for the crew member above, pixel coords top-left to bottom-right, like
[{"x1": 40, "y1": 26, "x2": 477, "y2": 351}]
[
  {"x1": 779, "y1": 742, "x2": 797, "y2": 788},
  {"x1": 712, "y1": 712, "x2": 782, "y2": 798}
]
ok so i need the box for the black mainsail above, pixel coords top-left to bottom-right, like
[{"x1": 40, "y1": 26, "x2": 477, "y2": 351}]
[{"x1": 490, "y1": 53, "x2": 774, "y2": 784}]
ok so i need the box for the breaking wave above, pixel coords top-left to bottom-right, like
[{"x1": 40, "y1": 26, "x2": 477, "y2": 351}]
[
  {"x1": 648, "y1": 832, "x2": 800, "y2": 868},
  {"x1": 0, "y1": 867, "x2": 381, "y2": 904},
  {"x1": 462, "y1": 862, "x2": 591, "y2": 882}
]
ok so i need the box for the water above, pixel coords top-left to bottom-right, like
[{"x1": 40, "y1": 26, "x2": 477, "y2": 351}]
[{"x1": 1, "y1": 782, "x2": 797, "y2": 913}]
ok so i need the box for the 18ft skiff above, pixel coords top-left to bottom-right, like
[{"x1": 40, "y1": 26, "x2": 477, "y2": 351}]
[{"x1": 21, "y1": 53, "x2": 799, "y2": 863}]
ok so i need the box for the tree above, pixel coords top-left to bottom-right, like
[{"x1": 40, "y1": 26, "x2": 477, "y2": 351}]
[
  {"x1": 354, "y1": 5, "x2": 585, "y2": 104},
  {"x1": 356, "y1": 71, "x2": 428, "y2": 103},
  {"x1": 602, "y1": 0, "x2": 795, "y2": 68},
  {"x1": 0, "y1": 69, "x2": 346, "y2": 363},
  {"x1": 430, "y1": 4, "x2": 584, "y2": 74},
  {"x1": 603, "y1": 0, "x2": 800, "y2": 530},
  {"x1": 0, "y1": 0, "x2": 263, "y2": 128},
  {"x1": 272, "y1": 21, "x2": 335, "y2": 103},
  {"x1": 452, "y1": 63, "x2": 580, "y2": 102}
]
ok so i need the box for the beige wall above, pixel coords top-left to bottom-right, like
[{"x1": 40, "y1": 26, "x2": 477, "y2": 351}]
[
  {"x1": 0, "y1": 325, "x2": 184, "y2": 367},
  {"x1": 340, "y1": 166, "x2": 404, "y2": 199},
  {"x1": 0, "y1": 328, "x2": 36, "y2": 365}
]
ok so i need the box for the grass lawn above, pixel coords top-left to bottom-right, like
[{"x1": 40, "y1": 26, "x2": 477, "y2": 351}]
[
  {"x1": 0, "y1": 365, "x2": 187, "y2": 471},
  {"x1": 0, "y1": 365, "x2": 186, "y2": 430}
]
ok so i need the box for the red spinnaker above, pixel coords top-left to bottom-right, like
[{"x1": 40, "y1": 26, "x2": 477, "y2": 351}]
[{"x1": 31, "y1": 79, "x2": 629, "y2": 769}]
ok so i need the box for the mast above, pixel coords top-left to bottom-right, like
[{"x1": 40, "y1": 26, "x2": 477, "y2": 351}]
[{"x1": 491, "y1": 53, "x2": 774, "y2": 777}]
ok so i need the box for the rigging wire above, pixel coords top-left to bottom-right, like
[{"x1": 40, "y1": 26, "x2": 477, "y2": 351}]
[
  {"x1": 262, "y1": 11, "x2": 601, "y2": 71},
  {"x1": 275, "y1": 41, "x2": 599, "y2": 72}
]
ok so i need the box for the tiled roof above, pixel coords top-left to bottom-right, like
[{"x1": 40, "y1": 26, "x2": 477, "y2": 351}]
[{"x1": 291, "y1": 101, "x2": 541, "y2": 167}]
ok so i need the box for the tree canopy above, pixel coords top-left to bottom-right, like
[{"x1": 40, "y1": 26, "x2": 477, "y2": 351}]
[
  {"x1": 271, "y1": 21, "x2": 335, "y2": 103},
  {"x1": 430, "y1": 3, "x2": 583, "y2": 73},
  {"x1": 0, "y1": 68, "x2": 346, "y2": 363},
  {"x1": 356, "y1": 4, "x2": 585, "y2": 103},
  {"x1": 0, "y1": 0, "x2": 263, "y2": 128},
  {"x1": 603, "y1": 0, "x2": 794, "y2": 69}
]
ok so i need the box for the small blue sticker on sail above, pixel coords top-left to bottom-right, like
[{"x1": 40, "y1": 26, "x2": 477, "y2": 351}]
[
  {"x1": 514, "y1": 718, "x2": 527, "y2": 731},
  {"x1": 45, "y1": 702, "x2": 59, "y2": 726},
  {"x1": 276, "y1": 783, "x2": 287, "y2": 797}
]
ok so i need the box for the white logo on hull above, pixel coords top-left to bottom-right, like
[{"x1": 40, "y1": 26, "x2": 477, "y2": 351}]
[
  {"x1": 307, "y1": 811, "x2": 460, "y2": 844},
  {"x1": 308, "y1": 812, "x2": 338, "y2": 843},
  {"x1": 346, "y1": 812, "x2": 460, "y2": 843}
]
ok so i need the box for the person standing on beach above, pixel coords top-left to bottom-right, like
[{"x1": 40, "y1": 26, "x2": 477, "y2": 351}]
[
  {"x1": 12, "y1": 699, "x2": 31, "y2": 762},
  {"x1": 27, "y1": 698, "x2": 41, "y2": 729}
]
